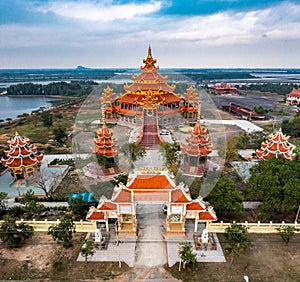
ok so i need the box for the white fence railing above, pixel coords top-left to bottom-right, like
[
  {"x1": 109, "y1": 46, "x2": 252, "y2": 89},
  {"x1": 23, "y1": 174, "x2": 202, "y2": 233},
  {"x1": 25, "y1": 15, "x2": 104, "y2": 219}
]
[{"x1": 207, "y1": 221, "x2": 300, "y2": 233}]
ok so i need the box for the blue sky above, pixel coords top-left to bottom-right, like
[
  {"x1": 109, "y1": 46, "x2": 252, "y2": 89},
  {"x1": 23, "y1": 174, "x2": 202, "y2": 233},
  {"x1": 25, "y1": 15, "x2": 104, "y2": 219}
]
[{"x1": 1, "y1": 0, "x2": 300, "y2": 68}]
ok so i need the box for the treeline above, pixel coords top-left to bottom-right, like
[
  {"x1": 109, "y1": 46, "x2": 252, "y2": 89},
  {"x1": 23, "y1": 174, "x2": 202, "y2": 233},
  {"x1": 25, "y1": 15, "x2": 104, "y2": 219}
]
[
  {"x1": 239, "y1": 83, "x2": 298, "y2": 95},
  {"x1": 183, "y1": 72, "x2": 254, "y2": 82},
  {"x1": 7, "y1": 81, "x2": 98, "y2": 96},
  {"x1": 282, "y1": 115, "x2": 300, "y2": 138}
]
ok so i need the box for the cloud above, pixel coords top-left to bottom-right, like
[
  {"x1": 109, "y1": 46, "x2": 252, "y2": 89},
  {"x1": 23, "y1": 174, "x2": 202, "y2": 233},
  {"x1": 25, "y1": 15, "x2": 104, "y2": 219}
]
[{"x1": 36, "y1": 0, "x2": 163, "y2": 22}]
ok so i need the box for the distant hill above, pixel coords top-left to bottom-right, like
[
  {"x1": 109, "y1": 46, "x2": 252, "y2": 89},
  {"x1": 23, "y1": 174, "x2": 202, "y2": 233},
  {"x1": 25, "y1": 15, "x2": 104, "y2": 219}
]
[{"x1": 76, "y1": 65, "x2": 90, "y2": 71}]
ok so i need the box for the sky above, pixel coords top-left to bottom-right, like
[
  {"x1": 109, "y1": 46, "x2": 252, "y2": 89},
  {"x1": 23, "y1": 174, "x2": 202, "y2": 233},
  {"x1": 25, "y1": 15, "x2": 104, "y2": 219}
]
[{"x1": 1, "y1": 0, "x2": 300, "y2": 68}]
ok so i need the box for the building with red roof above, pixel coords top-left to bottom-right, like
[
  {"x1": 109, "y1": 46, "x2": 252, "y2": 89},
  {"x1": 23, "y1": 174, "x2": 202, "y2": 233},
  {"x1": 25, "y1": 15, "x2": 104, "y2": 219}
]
[
  {"x1": 209, "y1": 83, "x2": 237, "y2": 95},
  {"x1": 1, "y1": 132, "x2": 43, "y2": 180},
  {"x1": 286, "y1": 88, "x2": 300, "y2": 105},
  {"x1": 86, "y1": 168, "x2": 217, "y2": 237},
  {"x1": 256, "y1": 129, "x2": 296, "y2": 161}
]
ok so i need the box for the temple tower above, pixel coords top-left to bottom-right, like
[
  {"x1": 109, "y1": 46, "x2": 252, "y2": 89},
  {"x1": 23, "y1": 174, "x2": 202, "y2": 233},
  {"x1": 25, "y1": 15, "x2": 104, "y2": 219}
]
[
  {"x1": 181, "y1": 106, "x2": 212, "y2": 176},
  {"x1": 1, "y1": 132, "x2": 44, "y2": 180},
  {"x1": 91, "y1": 108, "x2": 120, "y2": 170},
  {"x1": 256, "y1": 129, "x2": 296, "y2": 160}
]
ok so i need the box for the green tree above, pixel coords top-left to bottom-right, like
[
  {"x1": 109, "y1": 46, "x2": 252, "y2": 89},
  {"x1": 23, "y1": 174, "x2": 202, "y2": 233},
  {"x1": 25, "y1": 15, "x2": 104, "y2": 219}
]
[
  {"x1": 48, "y1": 214, "x2": 76, "y2": 248},
  {"x1": 53, "y1": 126, "x2": 67, "y2": 145},
  {"x1": 247, "y1": 157, "x2": 300, "y2": 220},
  {"x1": 205, "y1": 176, "x2": 243, "y2": 218},
  {"x1": 79, "y1": 239, "x2": 96, "y2": 263},
  {"x1": 217, "y1": 136, "x2": 239, "y2": 163},
  {"x1": 159, "y1": 142, "x2": 181, "y2": 174},
  {"x1": 121, "y1": 143, "x2": 146, "y2": 168},
  {"x1": 0, "y1": 216, "x2": 34, "y2": 248},
  {"x1": 224, "y1": 223, "x2": 250, "y2": 244},
  {"x1": 276, "y1": 225, "x2": 299, "y2": 245},
  {"x1": 69, "y1": 198, "x2": 90, "y2": 220},
  {"x1": 19, "y1": 190, "x2": 42, "y2": 219},
  {"x1": 41, "y1": 112, "x2": 53, "y2": 128},
  {"x1": 178, "y1": 242, "x2": 197, "y2": 270},
  {"x1": 225, "y1": 243, "x2": 247, "y2": 264},
  {"x1": 224, "y1": 223, "x2": 250, "y2": 264}
]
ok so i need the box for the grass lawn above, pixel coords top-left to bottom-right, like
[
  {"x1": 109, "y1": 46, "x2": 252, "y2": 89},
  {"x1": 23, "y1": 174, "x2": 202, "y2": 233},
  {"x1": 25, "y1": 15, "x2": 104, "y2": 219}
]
[{"x1": 167, "y1": 233, "x2": 300, "y2": 282}]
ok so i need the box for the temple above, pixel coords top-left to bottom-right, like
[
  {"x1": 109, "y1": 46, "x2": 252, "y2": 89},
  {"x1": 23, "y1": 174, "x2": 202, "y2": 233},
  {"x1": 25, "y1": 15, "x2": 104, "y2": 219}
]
[
  {"x1": 86, "y1": 169, "x2": 217, "y2": 236},
  {"x1": 1, "y1": 132, "x2": 43, "y2": 180},
  {"x1": 91, "y1": 108, "x2": 120, "y2": 175},
  {"x1": 286, "y1": 88, "x2": 300, "y2": 105},
  {"x1": 181, "y1": 107, "x2": 213, "y2": 177},
  {"x1": 102, "y1": 46, "x2": 199, "y2": 148},
  {"x1": 256, "y1": 129, "x2": 296, "y2": 161}
]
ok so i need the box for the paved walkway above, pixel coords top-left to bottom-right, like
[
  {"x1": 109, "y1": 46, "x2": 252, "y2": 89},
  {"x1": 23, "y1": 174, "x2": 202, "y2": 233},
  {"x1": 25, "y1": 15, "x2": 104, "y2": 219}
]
[
  {"x1": 135, "y1": 204, "x2": 167, "y2": 267},
  {"x1": 135, "y1": 150, "x2": 164, "y2": 169},
  {"x1": 77, "y1": 226, "x2": 136, "y2": 267},
  {"x1": 166, "y1": 223, "x2": 226, "y2": 267}
]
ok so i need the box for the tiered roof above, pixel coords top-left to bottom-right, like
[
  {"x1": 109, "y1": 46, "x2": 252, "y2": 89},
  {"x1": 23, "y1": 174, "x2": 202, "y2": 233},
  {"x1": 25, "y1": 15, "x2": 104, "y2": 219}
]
[
  {"x1": 256, "y1": 129, "x2": 296, "y2": 160},
  {"x1": 119, "y1": 46, "x2": 181, "y2": 105},
  {"x1": 101, "y1": 86, "x2": 116, "y2": 105},
  {"x1": 1, "y1": 132, "x2": 43, "y2": 171},
  {"x1": 92, "y1": 123, "x2": 119, "y2": 158},
  {"x1": 181, "y1": 120, "x2": 213, "y2": 157}
]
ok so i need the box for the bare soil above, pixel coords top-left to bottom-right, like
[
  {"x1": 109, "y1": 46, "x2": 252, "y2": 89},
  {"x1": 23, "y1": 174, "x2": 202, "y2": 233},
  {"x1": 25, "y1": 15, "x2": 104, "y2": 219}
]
[
  {"x1": 0, "y1": 232, "x2": 129, "y2": 281},
  {"x1": 167, "y1": 233, "x2": 300, "y2": 282}
]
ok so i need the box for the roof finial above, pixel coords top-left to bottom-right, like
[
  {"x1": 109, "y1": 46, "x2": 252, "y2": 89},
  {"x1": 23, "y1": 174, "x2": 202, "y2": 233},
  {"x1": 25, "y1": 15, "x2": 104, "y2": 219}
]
[{"x1": 148, "y1": 44, "x2": 152, "y2": 58}]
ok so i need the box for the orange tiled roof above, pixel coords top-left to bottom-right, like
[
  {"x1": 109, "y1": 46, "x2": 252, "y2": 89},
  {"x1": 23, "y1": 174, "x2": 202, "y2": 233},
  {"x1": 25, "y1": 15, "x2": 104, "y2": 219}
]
[
  {"x1": 86, "y1": 210, "x2": 105, "y2": 221},
  {"x1": 171, "y1": 188, "x2": 191, "y2": 203},
  {"x1": 113, "y1": 188, "x2": 132, "y2": 202},
  {"x1": 128, "y1": 175, "x2": 174, "y2": 190},
  {"x1": 186, "y1": 201, "x2": 206, "y2": 211},
  {"x1": 98, "y1": 201, "x2": 117, "y2": 211},
  {"x1": 199, "y1": 210, "x2": 217, "y2": 221}
]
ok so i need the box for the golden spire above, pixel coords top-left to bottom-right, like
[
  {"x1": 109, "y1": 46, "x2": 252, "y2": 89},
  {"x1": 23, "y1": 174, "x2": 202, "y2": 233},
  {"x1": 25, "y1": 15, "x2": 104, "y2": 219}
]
[{"x1": 148, "y1": 45, "x2": 152, "y2": 58}]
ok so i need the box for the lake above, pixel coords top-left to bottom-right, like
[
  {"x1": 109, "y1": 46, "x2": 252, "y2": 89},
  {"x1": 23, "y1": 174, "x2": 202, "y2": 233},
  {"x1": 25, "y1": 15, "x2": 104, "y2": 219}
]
[{"x1": 0, "y1": 96, "x2": 61, "y2": 121}]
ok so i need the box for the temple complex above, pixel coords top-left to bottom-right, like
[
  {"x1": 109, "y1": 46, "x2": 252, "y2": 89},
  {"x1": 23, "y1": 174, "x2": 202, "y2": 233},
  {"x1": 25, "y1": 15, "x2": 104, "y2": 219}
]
[
  {"x1": 1, "y1": 132, "x2": 43, "y2": 180},
  {"x1": 256, "y1": 129, "x2": 296, "y2": 161},
  {"x1": 286, "y1": 88, "x2": 300, "y2": 105},
  {"x1": 181, "y1": 108, "x2": 213, "y2": 177},
  {"x1": 86, "y1": 168, "x2": 217, "y2": 237}
]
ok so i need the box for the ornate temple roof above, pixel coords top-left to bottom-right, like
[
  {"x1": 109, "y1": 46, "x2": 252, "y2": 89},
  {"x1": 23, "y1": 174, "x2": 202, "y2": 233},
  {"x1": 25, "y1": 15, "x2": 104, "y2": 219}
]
[
  {"x1": 92, "y1": 123, "x2": 119, "y2": 158},
  {"x1": 256, "y1": 129, "x2": 296, "y2": 161},
  {"x1": 171, "y1": 187, "x2": 191, "y2": 203},
  {"x1": 1, "y1": 132, "x2": 43, "y2": 169},
  {"x1": 119, "y1": 46, "x2": 182, "y2": 105},
  {"x1": 127, "y1": 169, "x2": 176, "y2": 190},
  {"x1": 181, "y1": 120, "x2": 213, "y2": 157}
]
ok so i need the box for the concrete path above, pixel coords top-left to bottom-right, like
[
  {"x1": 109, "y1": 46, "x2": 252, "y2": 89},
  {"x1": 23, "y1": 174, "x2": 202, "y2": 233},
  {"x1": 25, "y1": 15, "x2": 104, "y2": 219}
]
[
  {"x1": 135, "y1": 204, "x2": 167, "y2": 267},
  {"x1": 203, "y1": 119, "x2": 263, "y2": 133},
  {"x1": 135, "y1": 150, "x2": 164, "y2": 169}
]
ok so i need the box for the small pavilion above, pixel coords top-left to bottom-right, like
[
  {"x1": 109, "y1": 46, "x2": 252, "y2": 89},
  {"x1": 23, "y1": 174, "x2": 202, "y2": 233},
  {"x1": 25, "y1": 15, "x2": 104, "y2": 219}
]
[
  {"x1": 1, "y1": 132, "x2": 43, "y2": 181},
  {"x1": 256, "y1": 129, "x2": 296, "y2": 161}
]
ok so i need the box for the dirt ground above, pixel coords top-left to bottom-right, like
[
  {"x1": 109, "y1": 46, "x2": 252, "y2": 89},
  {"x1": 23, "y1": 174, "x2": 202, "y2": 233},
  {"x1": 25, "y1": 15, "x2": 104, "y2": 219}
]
[
  {"x1": 1, "y1": 232, "x2": 300, "y2": 281},
  {"x1": 0, "y1": 232, "x2": 129, "y2": 281}
]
